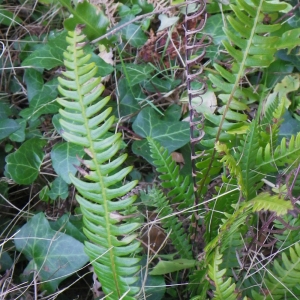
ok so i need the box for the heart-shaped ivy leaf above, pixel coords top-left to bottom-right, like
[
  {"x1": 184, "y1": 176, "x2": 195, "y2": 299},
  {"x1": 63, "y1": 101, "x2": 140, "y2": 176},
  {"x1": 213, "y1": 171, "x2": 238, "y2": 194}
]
[
  {"x1": 14, "y1": 213, "x2": 89, "y2": 294},
  {"x1": 5, "y1": 138, "x2": 46, "y2": 184},
  {"x1": 132, "y1": 106, "x2": 190, "y2": 163}
]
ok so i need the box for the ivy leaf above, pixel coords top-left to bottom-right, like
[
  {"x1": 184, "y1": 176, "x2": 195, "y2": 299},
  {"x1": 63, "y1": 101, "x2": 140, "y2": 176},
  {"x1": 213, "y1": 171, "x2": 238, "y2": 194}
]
[
  {"x1": 51, "y1": 142, "x2": 85, "y2": 184},
  {"x1": 0, "y1": 100, "x2": 13, "y2": 119},
  {"x1": 143, "y1": 78, "x2": 181, "y2": 93},
  {"x1": 14, "y1": 213, "x2": 89, "y2": 294},
  {"x1": 47, "y1": 177, "x2": 69, "y2": 200},
  {"x1": 132, "y1": 107, "x2": 190, "y2": 163},
  {"x1": 19, "y1": 78, "x2": 59, "y2": 121},
  {"x1": 158, "y1": 14, "x2": 179, "y2": 31},
  {"x1": 22, "y1": 31, "x2": 68, "y2": 70},
  {"x1": 59, "y1": 0, "x2": 109, "y2": 41},
  {"x1": 0, "y1": 119, "x2": 20, "y2": 140},
  {"x1": 5, "y1": 138, "x2": 46, "y2": 184},
  {"x1": 24, "y1": 69, "x2": 44, "y2": 101},
  {"x1": 116, "y1": 63, "x2": 154, "y2": 86},
  {"x1": 50, "y1": 214, "x2": 87, "y2": 243},
  {"x1": 279, "y1": 111, "x2": 300, "y2": 139},
  {"x1": 117, "y1": 78, "x2": 141, "y2": 117},
  {"x1": 117, "y1": 15, "x2": 148, "y2": 47},
  {"x1": 202, "y1": 14, "x2": 227, "y2": 45},
  {"x1": 9, "y1": 119, "x2": 26, "y2": 143},
  {"x1": 278, "y1": 28, "x2": 300, "y2": 54},
  {"x1": 276, "y1": 47, "x2": 300, "y2": 72},
  {"x1": 84, "y1": 45, "x2": 114, "y2": 77}
]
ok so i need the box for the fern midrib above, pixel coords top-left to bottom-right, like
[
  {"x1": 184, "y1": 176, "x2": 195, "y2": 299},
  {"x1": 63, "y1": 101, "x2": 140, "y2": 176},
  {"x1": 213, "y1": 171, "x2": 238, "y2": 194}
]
[
  {"x1": 73, "y1": 42, "x2": 121, "y2": 295},
  {"x1": 199, "y1": 0, "x2": 264, "y2": 202}
]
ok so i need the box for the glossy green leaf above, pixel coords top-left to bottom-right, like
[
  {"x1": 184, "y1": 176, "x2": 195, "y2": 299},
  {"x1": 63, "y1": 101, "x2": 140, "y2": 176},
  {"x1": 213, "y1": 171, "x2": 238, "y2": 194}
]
[
  {"x1": 51, "y1": 142, "x2": 85, "y2": 184},
  {"x1": 133, "y1": 106, "x2": 190, "y2": 149},
  {"x1": 149, "y1": 259, "x2": 197, "y2": 275},
  {"x1": 22, "y1": 31, "x2": 68, "y2": 69},
  {"x1": 0, "y1": 100, "x2": 13, "y2": 119},
  {"x1": 5, "y1": 138, "x2": 46, "y2": 185},
  {"x1": 20, "y1": 78, "x2": 59, "y2": 121},
  {"x1": 116, "y1": 63, "x2": 154, "y2": 86},
  {"x1": 47, "y1": 176, "x2": 69, "y2": 200},
  {"x1": 24, "y1": 69, "x2": 44, "y2": 101},
  {"x1": 143, "y1": 77, "x2": 181, "y2": 93},
  {"x1": 202, "y1": 14, "x2": 227, "y2": 45},
  {"x1": 59, "y1": 0, "x2": 109, "y2": 41},
  {"x1": 0, "y1": 252, "x2": 13, "y2": 272},
  {"x1": 50, "y1": 214, "x2": 87, "y2": 243},
  {"x1": 279, "y1": 111, "x2": 300, "y2": 139},
  {"x1": 118, "y1": 15, "x2": 148, "y2": 47},
  {"x1": 14, "y1": 213, "x2": 89, "y2": 294},
  {"x1": 117, "y1": 78, "x2": 141, "y2": 117},
  {"x1": 9, "y1": 119, "x2": 26, "y2": 142},
  {"x1": 277, "y1": 48, "x2": 300, "y2": 72},
  {"x1": 0, "y1": 119, "x2": 20, "y2": 140},
  {"x1": 132, "y1": 106, "x2": 190, "y2": 162}
]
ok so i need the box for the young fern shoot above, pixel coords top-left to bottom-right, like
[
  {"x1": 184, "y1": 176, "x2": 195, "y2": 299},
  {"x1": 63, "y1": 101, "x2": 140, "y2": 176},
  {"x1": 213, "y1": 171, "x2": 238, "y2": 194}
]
[{"x1": 56, "y1": 28, "x2": 141, "y2": 300}]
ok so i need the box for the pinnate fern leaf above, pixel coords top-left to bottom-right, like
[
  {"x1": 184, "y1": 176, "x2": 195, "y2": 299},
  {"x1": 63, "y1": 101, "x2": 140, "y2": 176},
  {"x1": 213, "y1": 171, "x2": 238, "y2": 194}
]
[
  {"x1": 256, "y1": 133, "x2": 300, "y2": 173},
  {"x1": 147, "y1": 137, "x2": 194, "y2": 208},
  {"x1": 56, "y1": 29, "x2": 140, "y2": 299},
  {"x1": 141, "y1": 186, "x2": 193, "y2": 259},
  {"x1": 208, "y1": 247, "x2": 237, "y2": 300},
  {"x1": 253, "y1": 243, "x2": 300, "y2": 299},
  {"x1": 205, "y1": 192, "x2": 292, "y2": 259}
]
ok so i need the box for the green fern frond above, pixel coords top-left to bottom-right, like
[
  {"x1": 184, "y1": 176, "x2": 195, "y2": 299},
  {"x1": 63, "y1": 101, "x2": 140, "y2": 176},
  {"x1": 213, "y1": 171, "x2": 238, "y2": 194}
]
[
  {"x1": 141, "y1": 186, "x2": 193, "y2": 259},
  {"x1": 236, "y1": 119, "x2": 264, "y2": 200},
  {"x1": 220, "y1": 230, "x2": 244, "y2": 275},
  {"x1": 256, "y1": 243, "x2": 300, "y2": 300},
  {"x1": 251, "y1": 192, "x2": 292, "y2": 215},
  {"x1": 208, "y1": 247, "x2": 238, "y2": 300},
  {"x1": 205, "y1": 0, "x2": 289, "y2": 145},
  {"x1": 274, "y1": 215, "x2": 300, "y2": 249},
  {"x1": 215, "y1": 142, "x2": 242, "y2": 188},
  {"x1": 147, "y1": 137, "x2": 194, "y2": 208},
  {"x1": 260, "y1": 93, "x2": 280, "y2": 148},
  {"x1": 196, "y1": 148, "x2": 223, "y2": 198},
  {"x1": 256, "y1": 133, "x2": 300, "y2": 173},
  {"x1": 56, "y1": 29, "x2": 140, "y2": 299},
  {"x1": 205, "y1": 192, "x2": 292, "y2": 259},
  {"x1": 204, "y1": 175, "x2": 240, "y2": 243}
]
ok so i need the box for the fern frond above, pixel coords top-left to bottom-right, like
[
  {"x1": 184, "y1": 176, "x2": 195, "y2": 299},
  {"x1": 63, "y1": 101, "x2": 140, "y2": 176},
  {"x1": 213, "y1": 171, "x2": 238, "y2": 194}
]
[
  {"x1": 56, "y1": 29, "x2": 140, "y2": 299},
  {"x1": 205, "y1": 0, "x2": 289, "y2": 144},
  {"x1": 236, "y1": 119, "x2": 263, "y2": 200},
  {"x1": 196, "y1": 148, "x2": 223, "y2": 198},
  {"x1": 260, "y1": 93, "x2": 280, "y2": 148},
  {"x1": 205, "y1": 192, "x2": 292, "y2": 259},
  {"x1": 256, "y1": 133, "x2": 300, "y2": 173},
  {"x1": 141, "y1": 186, "x2": 193, "y2": 259},
  {"x1": 204, "y1": 175, "x2": 240, "y2": 243},
  {"x1": 208, "y1": 247, "x2": 238, "y2": 300},
  {"x1": 257, "y1": 243, "x2": 300, "y2": 300},
  {"x1": 215, "y1": 142, "x2": 242, "y2": 188},
  {"x1": 273, "y1": 215, "x2": 300, "y2": 250},
  {"x1": 147, "y1": 137, "x2": 194, "y2": 208}
]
